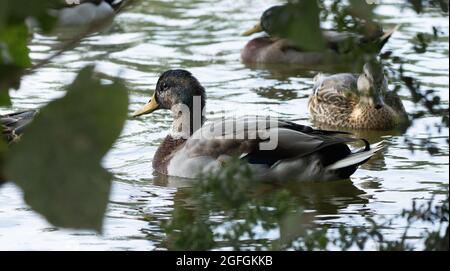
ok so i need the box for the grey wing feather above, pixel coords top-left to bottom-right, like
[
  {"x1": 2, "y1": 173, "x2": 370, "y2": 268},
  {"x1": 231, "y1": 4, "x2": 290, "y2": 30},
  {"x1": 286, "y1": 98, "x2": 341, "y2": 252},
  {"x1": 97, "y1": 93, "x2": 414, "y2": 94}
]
[
  {"x1": 186, "y1": 116, "x2": 358, "y2": 162},
  {"x1": 1, "y1": 110, "x2": 37, "y2": 142}
]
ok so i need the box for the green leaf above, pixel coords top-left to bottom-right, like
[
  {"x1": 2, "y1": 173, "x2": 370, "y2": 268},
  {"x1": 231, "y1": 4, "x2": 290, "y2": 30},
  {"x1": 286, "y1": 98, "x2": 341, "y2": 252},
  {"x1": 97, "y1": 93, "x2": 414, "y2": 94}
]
[
  {"x1": 272, "y1": 1, "x2": 326, "y2": 51},
  {"x1": 0, "y1": 0, "x2": 59, "y2": 30},
  {"x1": 5, "y1": 66, "x2": 129, "y2": 232},
  {"x1": 0, "y1": 23, "x2": 30, "y2": 106},
  {"x1": 0, "y1": 87, "x2": 11, "y2": 106},
  {"x1": 0, "y1": 0, "x2": 60, "y2": 107},
  {"x1": 349, "y1": 0, "x2": 375, "y2": 22},
  {"x1": 0, "y1": 64, "x2": 23, "y2": 106},
  {"x1": 0, "y1": 23, "x2": 31, "y2": 67}
]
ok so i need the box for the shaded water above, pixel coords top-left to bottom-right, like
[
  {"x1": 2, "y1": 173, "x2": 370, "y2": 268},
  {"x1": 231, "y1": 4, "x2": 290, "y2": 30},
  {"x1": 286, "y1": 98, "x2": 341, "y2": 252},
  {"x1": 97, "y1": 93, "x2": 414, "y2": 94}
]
[{"x1": 0, "y1": 0, "x2": 448, "y2": 250}]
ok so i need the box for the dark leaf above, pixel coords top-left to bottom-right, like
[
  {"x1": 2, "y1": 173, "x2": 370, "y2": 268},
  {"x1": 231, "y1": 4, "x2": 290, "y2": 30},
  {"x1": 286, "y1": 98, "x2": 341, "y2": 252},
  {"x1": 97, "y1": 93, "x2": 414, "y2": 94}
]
[
  {"x1": 272, "y1": 0, "x2": 326, "y2": 51},
  {"x1": 5, "y1": 66, "x2": 129, "y2": 232}
]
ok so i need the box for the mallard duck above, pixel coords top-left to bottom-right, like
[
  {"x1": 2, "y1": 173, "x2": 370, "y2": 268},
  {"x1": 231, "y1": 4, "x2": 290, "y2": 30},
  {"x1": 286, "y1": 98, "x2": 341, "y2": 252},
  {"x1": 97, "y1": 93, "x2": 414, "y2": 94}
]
[
  {"x1": 54, "y1": 0, "x2": 125, "y2": 28},
  {"x1": 241, "y1": 4, "x2": 397, "y2": 66},
  {"x1": 133, "y1": 69, "x2": 382, "y2": 182},
  {"x1": 26, "y1": 0, "x2": 125, "y2": 31},
  {"x1": 308, "y1": 61, "x2": 409, "y2": 130},
  {"x1": 1, "y1": 110, "x2": 37, "y2": 143}
]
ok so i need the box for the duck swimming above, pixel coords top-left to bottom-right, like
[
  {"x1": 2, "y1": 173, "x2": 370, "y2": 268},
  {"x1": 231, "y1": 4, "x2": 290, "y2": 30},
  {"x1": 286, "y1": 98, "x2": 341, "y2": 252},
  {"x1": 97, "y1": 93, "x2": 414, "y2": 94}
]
[
  {"x1": 54, "y1": 0, "x2": 125, "y2": 28},
  {"x1": 308, "y1": 61, "x2": 409, "y2": 130},
  {"x1": 133, "y1": 70, "x2": 382, "y2": 182},
  {"x1": 241, "y1": 4, "x2": 397, "y2": 66},
  {"x1": 26, "y1": 0, "x2": 125, "y2": 31}
]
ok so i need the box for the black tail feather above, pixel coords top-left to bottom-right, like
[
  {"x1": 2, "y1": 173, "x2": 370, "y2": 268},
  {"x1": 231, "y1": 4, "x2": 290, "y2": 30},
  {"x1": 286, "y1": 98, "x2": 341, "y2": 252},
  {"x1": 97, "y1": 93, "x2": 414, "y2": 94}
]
[{"x1": 376, "y1": 25, "x2": 399, "y2": 51}]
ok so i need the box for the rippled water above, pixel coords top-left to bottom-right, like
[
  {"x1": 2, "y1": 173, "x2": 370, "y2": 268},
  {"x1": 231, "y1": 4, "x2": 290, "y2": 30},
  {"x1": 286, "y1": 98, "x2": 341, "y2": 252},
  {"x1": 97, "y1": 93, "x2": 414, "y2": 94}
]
[{"x1": 0, "y1": 0, "x2": 448, "y2": 250}]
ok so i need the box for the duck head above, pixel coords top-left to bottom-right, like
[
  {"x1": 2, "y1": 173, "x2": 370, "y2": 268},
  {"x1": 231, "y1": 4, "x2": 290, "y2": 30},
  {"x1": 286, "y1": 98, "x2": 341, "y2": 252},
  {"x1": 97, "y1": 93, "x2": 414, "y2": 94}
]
[
  {"x1": 242, "y1": 5, "x2": 286, "y2": 36},
  {"x1": 357, "y1": 61, "x2": 387, "y2": 110},
  {"x1": 133, "y1": 70, "x2": 206, "y2": 137}
]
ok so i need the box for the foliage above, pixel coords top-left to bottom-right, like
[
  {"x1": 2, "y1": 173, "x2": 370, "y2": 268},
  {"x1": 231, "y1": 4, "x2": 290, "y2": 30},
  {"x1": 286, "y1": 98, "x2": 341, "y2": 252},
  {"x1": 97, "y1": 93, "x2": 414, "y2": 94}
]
[
  {"x1": 267, "y1": 1, "x2": 326, "y2": 51},
  {"x1": 163, "y1": 158, "x2": 300, "y2": 251},
  {"x1": 5, "y1": 66, "x2": 128, "y2": 231},
  {"x1": 0, "y1": 0, "x2": 60, "y2": 105},
  {"x1": 163, "y1": 159, "x2": 449, "y2": 251},
  {"x1": 0, "y1": 1, "x2": 130, "y2": 231},
  {"x1": 407, "y1": 0, "x2": 449, "y2": 13}
]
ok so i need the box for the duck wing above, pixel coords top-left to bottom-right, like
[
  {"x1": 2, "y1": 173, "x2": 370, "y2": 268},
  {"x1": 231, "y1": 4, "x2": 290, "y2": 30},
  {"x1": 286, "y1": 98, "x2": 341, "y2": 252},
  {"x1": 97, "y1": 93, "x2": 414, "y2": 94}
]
[
  {"x1": 323, "y1": 25, "x2": 398, "y2": 53},
  {"x1": 1, "y1": 110, "x2": 37, "y2": 143},
  {"x1": 276, "y1": 25, "x2": 397, "y2": 54},
  {"x1": 185, "y1": 117, "x2": 361, "y2": 167},
  {"x1": 384, "y1": 91, "x2": 407, "y2": 114}
]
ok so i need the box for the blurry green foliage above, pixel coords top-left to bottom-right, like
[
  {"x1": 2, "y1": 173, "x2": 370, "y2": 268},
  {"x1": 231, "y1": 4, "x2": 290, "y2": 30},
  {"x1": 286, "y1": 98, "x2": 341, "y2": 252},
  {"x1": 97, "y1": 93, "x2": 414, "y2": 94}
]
[
  {"x1": 163, "y1": 158, "x2": 301, "y2": 251},
  {"x1": 0, "y1": 0, "x2": 134, "y2": 231},
  {"x1": 0, "y1": 0, "x2": 59, "y2": 106},
  {"x1": 163, "y1": 159, "x2": 449, "y2": 251},
  {"x1": 327, "y1": 0, "x2": 376, "y2": 32},
  {"x1": 269, "y1": 1, "x2": 326, "y2": 51},
  {"x1": 0, "y1": 0, "x2": 62, "y2": 32},
  {"x1": 408, "y1": 0, "x2": 449, "y2": 13},
  {"x1": 4, "y1": 66, "x2": 129, "y2": 232}
]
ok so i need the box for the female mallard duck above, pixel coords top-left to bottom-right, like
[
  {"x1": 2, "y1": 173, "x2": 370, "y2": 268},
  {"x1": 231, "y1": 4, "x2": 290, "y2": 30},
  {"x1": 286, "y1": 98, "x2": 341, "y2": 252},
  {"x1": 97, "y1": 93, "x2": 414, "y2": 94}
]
[
  {"x1": 1, "y1": 110, "x2": 37, "y2": 143},
  {"x1": 133, "y1": 70, "x2": 382, "y2": 182},
  {"x1": 308, "y1": 61, "x2": 409, "y2": 130},
  {"x1": 241, "y1": 4, "x2": 397, "y2": 66}
]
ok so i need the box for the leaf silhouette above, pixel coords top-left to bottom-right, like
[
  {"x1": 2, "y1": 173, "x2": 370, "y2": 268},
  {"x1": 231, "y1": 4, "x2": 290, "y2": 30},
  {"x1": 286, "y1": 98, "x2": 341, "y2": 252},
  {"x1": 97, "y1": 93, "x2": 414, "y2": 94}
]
[{"x1": 5, "y1": 66, "x2": 128, "y2": 232}]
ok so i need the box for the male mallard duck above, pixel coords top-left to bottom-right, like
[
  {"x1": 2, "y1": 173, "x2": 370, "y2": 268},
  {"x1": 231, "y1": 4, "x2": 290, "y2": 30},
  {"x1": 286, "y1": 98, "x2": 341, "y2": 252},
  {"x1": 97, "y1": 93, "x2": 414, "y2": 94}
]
[
  {"x1": 133, "y1": 70, "x2": 382, "y2": 182},
  {"x1": 1, "y1": 110, "x2": 37, "y2": 143},
  {"x1": 241, "y1": 4, "x2": 397, "y2": 66},
  {"x1": 308, "y1": 61, "x2": 409, "y2": 130}
]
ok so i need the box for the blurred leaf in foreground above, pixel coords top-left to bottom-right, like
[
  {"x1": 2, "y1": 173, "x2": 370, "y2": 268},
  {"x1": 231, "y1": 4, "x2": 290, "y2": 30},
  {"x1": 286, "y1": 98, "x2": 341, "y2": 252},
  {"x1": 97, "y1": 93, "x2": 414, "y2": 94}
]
[
  {"x1": 0, "y1": 0, "x2": 60, "y2": 106},
  {"x1": 271, "y1": 0, "x2": 326, "y2": 51},
  {"x1": 5, "y1": 66, "x2": 129, "y2": 232},
  {"x1": 0, "y1": 23, "x2": 31, "y2": 106},
  {"x1": 0, "y1": 0, "x2": 59, "y2": 30}
]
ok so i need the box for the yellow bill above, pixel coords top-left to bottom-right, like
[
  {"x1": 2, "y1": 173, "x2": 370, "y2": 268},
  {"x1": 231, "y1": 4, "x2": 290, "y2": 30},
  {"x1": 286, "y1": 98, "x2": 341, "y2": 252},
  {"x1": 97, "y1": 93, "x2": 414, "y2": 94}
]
[
  {"x1": 242, "y1": 22, "x2": 263, "y2": 36},
  {"x1": 133, "y1": 92, "x2": 160, "y2": 117}
]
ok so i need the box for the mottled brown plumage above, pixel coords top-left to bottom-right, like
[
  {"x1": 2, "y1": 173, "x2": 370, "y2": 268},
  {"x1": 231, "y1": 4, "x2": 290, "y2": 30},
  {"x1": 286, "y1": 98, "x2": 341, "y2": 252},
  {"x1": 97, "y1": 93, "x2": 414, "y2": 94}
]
[{"x1": 308, "y1": 63, "x2": 409, "y2": 130}]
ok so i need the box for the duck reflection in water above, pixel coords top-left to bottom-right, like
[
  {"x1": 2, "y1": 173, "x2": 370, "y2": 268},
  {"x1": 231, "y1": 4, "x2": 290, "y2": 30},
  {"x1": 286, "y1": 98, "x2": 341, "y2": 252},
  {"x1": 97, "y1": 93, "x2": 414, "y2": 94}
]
[{"x1": 149, "y1": 169, "x2": 369, "y2": 250}]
